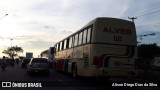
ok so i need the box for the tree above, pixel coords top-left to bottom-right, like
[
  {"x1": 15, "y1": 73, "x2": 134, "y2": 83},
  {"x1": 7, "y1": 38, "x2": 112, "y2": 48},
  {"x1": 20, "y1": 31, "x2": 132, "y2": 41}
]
[
  {"x1": 138, "y1": 43, "x2": 160, "y2": 59},
  {"x1": 137, "y1": 43, "x2": 160, "y2": 68},
  {"x1": 12, "y1": 46, "x2": 23, "y2": 55},
  {"x1": 2, "y1": 45, "x2": 24, "y2": 58}
]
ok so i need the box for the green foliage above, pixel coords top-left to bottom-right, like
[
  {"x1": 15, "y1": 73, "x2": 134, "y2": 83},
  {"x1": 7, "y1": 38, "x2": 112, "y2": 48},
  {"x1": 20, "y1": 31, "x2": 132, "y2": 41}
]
[
  {"x1": 136, "y1": 43, "x2": 160, "y2": 69},
  {"x1": 138, "y1": 43, "x2": 160, "y2": 59},
  {"x1": 2, "y1": 45, "x2": 23, "y2": 58}
]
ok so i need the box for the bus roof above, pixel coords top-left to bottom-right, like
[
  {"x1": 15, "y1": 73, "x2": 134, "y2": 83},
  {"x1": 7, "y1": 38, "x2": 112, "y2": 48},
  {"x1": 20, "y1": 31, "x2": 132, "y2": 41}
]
[
  {"x1": 54, "y1": 17, "x2": 134, "y2": 46},
  {"x1": 83, "y1": 17, "x2": 133, "y2": 28}
]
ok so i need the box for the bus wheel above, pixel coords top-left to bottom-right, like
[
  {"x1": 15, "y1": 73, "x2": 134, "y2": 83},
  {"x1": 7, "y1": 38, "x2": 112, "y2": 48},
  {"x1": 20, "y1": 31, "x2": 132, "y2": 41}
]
[
  {"x1": 54, "y1": 62, "x2": 58, "y2": 71},
  {"x1": 72, "y1": 64, "x2": 77, "y2": 78}
]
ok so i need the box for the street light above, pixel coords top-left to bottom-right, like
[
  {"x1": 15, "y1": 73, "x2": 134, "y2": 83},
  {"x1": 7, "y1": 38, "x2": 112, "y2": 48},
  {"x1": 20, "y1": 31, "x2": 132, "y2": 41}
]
[
  {"x1": 0, "y1": 14, "x2": 8, "y2": 20},
  {"x1": 11, "y1": 38, "x2": 13, "y2": 47},
  {"x1": 10, "y1": 38, "x2": 13, "y2": 59},
  {"x1": 10, "y1": 36, "x2": 18, "y2": 47}
]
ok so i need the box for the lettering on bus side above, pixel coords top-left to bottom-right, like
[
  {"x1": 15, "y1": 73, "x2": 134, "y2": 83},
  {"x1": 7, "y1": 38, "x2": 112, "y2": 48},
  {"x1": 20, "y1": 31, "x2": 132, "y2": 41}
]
[{"x1": 103, "y1": 27, "x2": 132, "y2": 35}]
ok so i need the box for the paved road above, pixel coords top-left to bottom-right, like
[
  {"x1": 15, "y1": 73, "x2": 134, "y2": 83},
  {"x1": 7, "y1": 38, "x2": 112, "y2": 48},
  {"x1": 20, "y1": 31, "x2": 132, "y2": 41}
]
[{"x1": 0, "y1": 63, "x2": 159, "y2": 90}]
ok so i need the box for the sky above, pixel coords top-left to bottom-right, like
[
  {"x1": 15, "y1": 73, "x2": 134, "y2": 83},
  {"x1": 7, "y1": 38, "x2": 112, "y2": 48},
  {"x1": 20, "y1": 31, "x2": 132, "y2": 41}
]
[{"x1": 0, "y1": 0, "x2": 160, "y2": 57}]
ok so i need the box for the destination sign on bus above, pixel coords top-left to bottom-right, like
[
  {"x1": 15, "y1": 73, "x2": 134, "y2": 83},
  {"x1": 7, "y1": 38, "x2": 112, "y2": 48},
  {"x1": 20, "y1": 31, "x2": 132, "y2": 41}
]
[{"x1": 103, "y1": 27, "x2": 132, "y2": 35}]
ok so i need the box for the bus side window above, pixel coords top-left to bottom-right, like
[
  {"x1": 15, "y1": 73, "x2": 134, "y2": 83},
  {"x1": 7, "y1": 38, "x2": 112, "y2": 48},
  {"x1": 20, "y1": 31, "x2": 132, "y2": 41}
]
[
  {"x1": 87, "y1": 28, "x2": 91, "y2": 43},
  {"x1": 74, "y1": 34, "x2": 78, "y2": 46},
  {"x1": 69, "y1": 37, "x2": 72, "y2": 48},
  {"x1": 61, "y1": 41, "x2": 64, "y2": 50},
  {"x1": 83, "y1": 29, "x2": 87, "y2": 44},
  {"x1": 64, "y1": 40, "x2": 66, "y2": 50},
  {"x1": 78, "y1": 32, "x2": 83, "y2": 45},
  {"x1": 72, "y1": 36, "x2": 74, "y2": 47},
  {"x1": 54, "y1": 44, "x2": 57, "y2": 52},
  {"x1": 58, "y1": 43, "x2": 60, "y2": 51},
  {"x1": 66, "y1": 38, "x2": 69, "y2": 49},
  {"x1": 54, "y1": 45, "x2": 57, "y2": 54},
  {"x1": 59, "y1": 42, "x2": 62, "y2": 51}
]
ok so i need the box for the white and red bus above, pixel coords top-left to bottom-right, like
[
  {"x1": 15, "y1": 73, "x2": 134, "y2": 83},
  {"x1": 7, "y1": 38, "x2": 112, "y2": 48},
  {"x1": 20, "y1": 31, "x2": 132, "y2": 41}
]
[{"x1": 53, "y1": 17, "x2": 137, "y2": 78}]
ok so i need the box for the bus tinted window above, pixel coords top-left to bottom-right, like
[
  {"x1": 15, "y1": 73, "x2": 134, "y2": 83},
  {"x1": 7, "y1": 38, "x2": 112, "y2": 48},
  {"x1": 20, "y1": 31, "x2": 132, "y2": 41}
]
[
  {"x1": 54, "y1": 44, "x2": 56, "y2": 50},
  {"x1": 83, "y1": 29, "x2": 87, "y2": 44},
  {"x1": 74, "y1": 34, "x2": 78, "y2": 46},
  {"x1": 87, "y1": 28, "x2": 91, "y2": 43},
  {"x1": 61, "y1": 41, "x2": 64, "y2": 50},
  {"x1": 54, "y1": 44, "x2": 57, "y2": 51},
  {"x1": 78, "y1": 32, "x2": 83, "y2": 45},
  {"x1": 69, "y1": 37, "x2": 72, "y2": 48},
  {"x1": 58, "y1": 43, "x2": 60, "y2": 51},
  {"x1": 64, "y1": 40, "x2": 67, "y2": 49},
  {"x1": 59, "y1": 42, "x2": 62, "y2": 50},
  {"x1": 66, "y1": 38, "x2": 69, "y2": 49}
]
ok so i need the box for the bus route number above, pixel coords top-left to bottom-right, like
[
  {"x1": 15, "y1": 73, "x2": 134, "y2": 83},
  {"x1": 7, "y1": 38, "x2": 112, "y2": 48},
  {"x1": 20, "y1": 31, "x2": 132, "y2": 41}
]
[{"x1": 114, "y1": 36, "x2": 122, "y2": 42}]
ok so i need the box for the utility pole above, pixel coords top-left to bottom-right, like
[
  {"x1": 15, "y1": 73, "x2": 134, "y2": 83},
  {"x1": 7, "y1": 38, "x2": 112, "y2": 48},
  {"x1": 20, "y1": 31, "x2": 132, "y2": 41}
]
[
  {"x1": 128, "y1": 17, "x2": 137, "y2": 23},
  {"x1": 10, "y1": 38, "x2": 14, "y2": 59}
]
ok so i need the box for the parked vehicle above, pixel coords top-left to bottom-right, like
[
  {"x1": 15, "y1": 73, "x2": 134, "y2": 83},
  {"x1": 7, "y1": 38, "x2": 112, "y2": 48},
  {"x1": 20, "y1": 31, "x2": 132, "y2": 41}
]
[
  {"x1": 21, "y1": 58, "x2": 30, "y2": 68},
  {"x1": 27, "y1": 58, "x2": 50, "y2": 75}
]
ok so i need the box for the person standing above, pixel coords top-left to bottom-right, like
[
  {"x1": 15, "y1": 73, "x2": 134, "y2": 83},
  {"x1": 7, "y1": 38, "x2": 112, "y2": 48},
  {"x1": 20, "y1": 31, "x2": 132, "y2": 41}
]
[
  {"x1": 16, "y1": 58, "x2": 19, "y2": 66},
  {"x1": 1, "y1": 56, "x2": 7, "y2": 71}
]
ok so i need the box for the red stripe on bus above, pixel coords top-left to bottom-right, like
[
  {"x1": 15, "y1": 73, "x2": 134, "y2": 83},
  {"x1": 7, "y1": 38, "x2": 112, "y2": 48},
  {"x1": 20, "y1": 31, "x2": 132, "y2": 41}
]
[
  {"x1": 57, "y1": 59, "x2": 65, "y2": 71},
  {"x1": 97, "y1": 46, "x2": 133, "y2": 67},
  {"x1": 98, "y1": 54, "x2": 107, "y2": 67}
]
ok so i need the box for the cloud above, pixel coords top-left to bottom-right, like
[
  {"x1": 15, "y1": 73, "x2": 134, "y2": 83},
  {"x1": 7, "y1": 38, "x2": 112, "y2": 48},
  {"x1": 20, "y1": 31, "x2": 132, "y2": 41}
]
[
  {"x1": 0, "y1": 0, "x2": 160, "y2": 57},
  {"x1": 0, "y1": 36, "x2": 5, "y2": 40},
  {"x1": 24, "y1": 40, "x2": 54, "y2": 49},
  {"x1": 61, "y1": 30, "x2": 73, "y2": 35},
  {"x1": 16, "y1": 35, "x2": 40, "y2": 40},
  {"x1": 21, "y1": 39, "x2": 56, "y2": 56},
  {"x1": 44, "y1": 25, "x2": 55, "y2": 29}
]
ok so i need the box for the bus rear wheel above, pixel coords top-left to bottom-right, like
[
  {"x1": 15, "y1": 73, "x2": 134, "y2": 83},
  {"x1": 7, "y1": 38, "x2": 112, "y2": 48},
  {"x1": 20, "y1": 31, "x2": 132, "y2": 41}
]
[
  {"x1": 54, "y1": 62, "x2": 58, "y2": 71},
  {"x1": 72, "y1": 64, "x2": 77, "y2": 78}
]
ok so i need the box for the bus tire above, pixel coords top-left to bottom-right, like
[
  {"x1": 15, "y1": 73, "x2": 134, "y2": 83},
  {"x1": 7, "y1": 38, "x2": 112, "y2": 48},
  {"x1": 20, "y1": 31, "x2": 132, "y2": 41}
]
[
  {"x1": 27, "y1": 71, "x2": 32, "y2": 76},
  {"x1": 72, "y1": 64, "x2": 77, "y2": 78},
  {"x1": 54, "y1": 62, "x2": 58, "y2": 71}
]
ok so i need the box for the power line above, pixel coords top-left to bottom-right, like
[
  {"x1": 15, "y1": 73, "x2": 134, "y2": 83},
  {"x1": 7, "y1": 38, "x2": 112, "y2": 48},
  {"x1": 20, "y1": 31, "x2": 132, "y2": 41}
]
[
  {"x1": 134, "y1": 6, "x2": 160, "y2": 16},
  {"x1": 124, "y1": 5, "x2": 160, "y2": 19},
  {"x1": 135, "y1": 9, "x2": 160, "y2": 17},
  {"x1": 136, "y1": 22, "x2": 160, "y2": 28}
]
